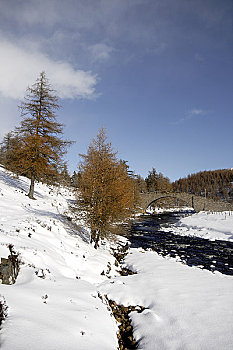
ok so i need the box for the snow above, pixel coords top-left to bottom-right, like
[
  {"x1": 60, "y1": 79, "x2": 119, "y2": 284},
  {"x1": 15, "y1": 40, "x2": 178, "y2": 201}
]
[
  {"x1": 100, "y1": 250, "x2": 233, "y2": 350},
  {"x1": 161, "y1": 211, "x2": 233, "y2": 241},
  {"x1": 146, "y1": 206, "x2": 194, "y2": 214},
  {"x1": 1, "y1": 165, "x2": 233, "y2": 350},
  {"x1": 0, "y1": 166, "x2": 118, "y2": 350}
]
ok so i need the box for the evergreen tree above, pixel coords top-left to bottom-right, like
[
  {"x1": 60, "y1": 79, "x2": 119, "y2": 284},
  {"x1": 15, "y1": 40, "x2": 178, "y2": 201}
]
[
  {"x1": 77, "y1": 128, "x2": 135, "y2": 248},
  {"x1": 135, "y1": 174, "x2": 147, "y2": 193},
  {"x1": 59, "y1": 163, "x2": 71, "y2": 186},
  {"x1": 145, "y1": 168, "x2": 159, "y2": 191},
  {"x1": 145, "y1": 168, "x2": 171, "y2": 192},
  {"x1": 0, "y1": 132, "x2": 21, "y2": 171},
  {"x1": 6, "y1": 71, "x2": 70, "y2": 199},
  {"x1": 172, "y1": 169, "x2": 233, "y2": 202}
]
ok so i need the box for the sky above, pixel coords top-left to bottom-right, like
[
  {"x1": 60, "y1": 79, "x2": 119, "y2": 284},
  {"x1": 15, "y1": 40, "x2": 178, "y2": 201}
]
[{"x1": 0, "y1": 0, "x2": 232, "y2": 181}]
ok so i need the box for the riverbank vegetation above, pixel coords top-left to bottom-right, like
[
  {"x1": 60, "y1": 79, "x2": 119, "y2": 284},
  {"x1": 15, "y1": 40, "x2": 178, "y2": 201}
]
[{"x1": 76, "y1": 128, "x2": 135, "y2": 248}]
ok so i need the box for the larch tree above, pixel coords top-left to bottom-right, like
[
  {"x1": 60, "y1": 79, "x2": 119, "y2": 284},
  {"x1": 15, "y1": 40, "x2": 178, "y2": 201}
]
[
  {"x1": 9, "y1": 71, "x2": 70, "y2": 199},
  {"x1": 77, "y1": 128, "x2": 135, "y2": 248}
]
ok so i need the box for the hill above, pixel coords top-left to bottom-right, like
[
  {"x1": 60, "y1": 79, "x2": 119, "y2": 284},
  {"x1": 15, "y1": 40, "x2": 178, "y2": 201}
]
[
  {"x1": 0, "y1": 165, "x2": 118, "y2": 350},
  {"x1": 173, "y1": 169, "x2": 233, "y2": 202}
]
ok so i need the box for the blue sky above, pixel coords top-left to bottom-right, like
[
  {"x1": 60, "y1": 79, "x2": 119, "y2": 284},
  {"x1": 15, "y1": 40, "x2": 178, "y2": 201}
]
[{"x1": 0, "y1": 0, "x2": 232, "y2": 180}]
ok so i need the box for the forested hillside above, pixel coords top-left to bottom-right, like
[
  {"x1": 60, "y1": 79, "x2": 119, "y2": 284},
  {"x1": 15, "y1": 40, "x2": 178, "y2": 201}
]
[{"x1": 172, "y1": 169, "x2": 233, "y2": 202}]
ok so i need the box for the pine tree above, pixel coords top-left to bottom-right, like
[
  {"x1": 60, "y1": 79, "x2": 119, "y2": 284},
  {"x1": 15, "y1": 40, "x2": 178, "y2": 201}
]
[
  {"x1": 8, "y1": 71, "x2": 70, "y2": 199},
  {"x1": 59, "y1": 163, "x2": 71, "y2": 186},
  {"x1": 145, "y1": 168, "x2": 159, "y2": 191},
  {"x1": 77, "y1": 128, "x2": 135, "y2": 248},
  {"x1": 135, "y1": 175, "x2": 147, "y2": 193},
  {"x1": 145, "y1": 168, "x2": 171, "y2": 192}
]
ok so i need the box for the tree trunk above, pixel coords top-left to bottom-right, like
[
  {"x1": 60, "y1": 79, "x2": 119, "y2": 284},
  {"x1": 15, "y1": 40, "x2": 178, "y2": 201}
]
[
  {"x1": 90, "y1": 229, "x2": 99, "y2": 249},
  {"x1": 90, "y1": 229, "x2": 96, "y2": 244},
  {"x1": 94, "y1": 232, "x2": 100, "y2": 249},
  {"x1": 28, "y1": 175, "x2": 35, "y2": 199}
]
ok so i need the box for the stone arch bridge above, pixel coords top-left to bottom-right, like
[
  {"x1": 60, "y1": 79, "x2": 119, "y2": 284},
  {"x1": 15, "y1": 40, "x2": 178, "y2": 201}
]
[{"x1": 138, "y1": 192, "x2": 233, "y2": 213}]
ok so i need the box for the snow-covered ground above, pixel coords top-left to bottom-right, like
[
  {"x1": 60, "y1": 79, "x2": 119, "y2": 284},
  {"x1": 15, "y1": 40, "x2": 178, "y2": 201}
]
[
  {"x1": 1, "y1": 165, "x2": 233, "y2": 350},
  {"x1": 100, "y1": 250, "x2": 233, "y2": 350},
  {"x1": 0, "y1": 166, "x2": 118, "y2": 350},
  {"x1": 161, "y1": 211, "x2": 233, "y2": 241},
  {"x1": 146, "y1": 206, "x2": 194, "y2": 214}
]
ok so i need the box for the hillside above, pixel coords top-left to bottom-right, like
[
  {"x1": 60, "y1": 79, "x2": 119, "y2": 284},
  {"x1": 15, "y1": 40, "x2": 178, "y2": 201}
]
[
  {"x1": 0, "y1": 165, "x2": 119, "y2": 349},
  {"x1": 173, "y1": 169, "x2": 233, "y2": 202}
]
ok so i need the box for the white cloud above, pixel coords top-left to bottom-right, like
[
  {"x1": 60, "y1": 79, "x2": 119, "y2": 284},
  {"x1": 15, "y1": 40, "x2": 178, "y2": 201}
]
[
  {"x1": 189, "y1": 109, "x2": 208, "y2": 116},
  {"x1": 0, "y1": 38, "x2": 98, "y2": 100},
  {"x1": 173, "y1": 109, "x2": 209, "y2": 124},
  {"x1": 89, "y1": 43, "x2": 114, "y2": 62}
]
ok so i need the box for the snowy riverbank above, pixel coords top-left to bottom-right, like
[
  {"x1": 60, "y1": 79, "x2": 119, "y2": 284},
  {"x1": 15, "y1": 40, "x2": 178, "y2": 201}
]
[
  {"x1": 0, "y1": 166, "x2": 233, "y2": 349},
  {"x1": 100, "y1": 249, "x2": 233, "y2": 349},
  {"x1": 161, "y1": 210, "x2": 233, "y2": 241}
]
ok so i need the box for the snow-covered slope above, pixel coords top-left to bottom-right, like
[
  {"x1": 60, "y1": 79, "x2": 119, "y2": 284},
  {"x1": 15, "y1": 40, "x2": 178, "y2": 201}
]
[
  {"x1": 0, "y1": 166, "x2": 118, "y2": 350},
  {"x1": 1, "y1": 165, "x2": 233, "y2": 350}
]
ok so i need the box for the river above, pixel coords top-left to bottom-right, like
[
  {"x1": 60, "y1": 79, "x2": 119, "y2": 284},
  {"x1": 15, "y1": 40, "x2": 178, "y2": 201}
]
[{"x1": 129, "y1": 211, "x2": 233, "y2": 276}]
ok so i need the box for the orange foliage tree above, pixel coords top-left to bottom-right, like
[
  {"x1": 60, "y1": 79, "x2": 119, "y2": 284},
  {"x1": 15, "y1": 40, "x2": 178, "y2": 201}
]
[
  {"x1": 77, "y1": 129, "x2": 135, "y2": 248},
  {"x1": 5, "y1": 72, "x2": 71, "y2": 199}
]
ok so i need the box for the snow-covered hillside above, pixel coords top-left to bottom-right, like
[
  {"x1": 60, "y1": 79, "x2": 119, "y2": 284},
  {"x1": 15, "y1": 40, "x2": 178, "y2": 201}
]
[
  {"x1": 1, "y1": 165, "x2": 233, "y2": 350},
  {"x1": 0, "y1": 166, "x2": 118, "y2": 350}
]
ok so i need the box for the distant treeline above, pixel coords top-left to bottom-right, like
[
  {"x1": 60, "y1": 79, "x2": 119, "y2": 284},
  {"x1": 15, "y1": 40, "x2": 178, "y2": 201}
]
[
  {"x1": 133, "y1": 167, "x2": 233, "y2": 203},
  {"x1": 172, "y1": 169, "x2": 233, "y2": 202}
]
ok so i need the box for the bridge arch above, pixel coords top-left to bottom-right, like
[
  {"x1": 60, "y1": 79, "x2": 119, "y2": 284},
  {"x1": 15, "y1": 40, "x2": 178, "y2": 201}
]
[
  {"x1": 138, "y1": 191, "x2": 233, "y2": 213},
  {"x1": 146, "y1": 195, "x2": 190, "y2": 213}
]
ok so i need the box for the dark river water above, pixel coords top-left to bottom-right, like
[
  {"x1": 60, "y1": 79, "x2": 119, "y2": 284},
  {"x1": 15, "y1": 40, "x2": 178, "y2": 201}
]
[{"x1": 129, "y1": 211, "x2": 233, "y2": 276}]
